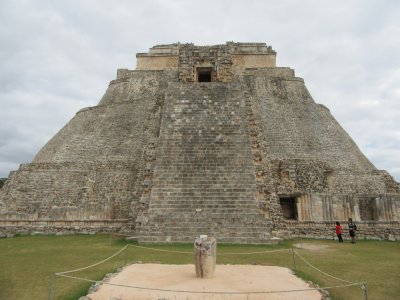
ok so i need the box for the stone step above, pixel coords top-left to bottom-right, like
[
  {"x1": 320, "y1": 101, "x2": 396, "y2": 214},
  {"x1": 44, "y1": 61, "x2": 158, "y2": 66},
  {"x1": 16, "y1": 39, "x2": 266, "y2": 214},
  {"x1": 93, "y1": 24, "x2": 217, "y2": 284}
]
[
  {"x1": 149, "y1": 192, "x2": 256, "y2": 196},
  {"x1": 149, "y1": 203, "x2": 259, "y2": 209},
  {"x1": 148, "y1": 210, "x2": 262, "y2": 216},
  {"x1": 136, "y1": 82, "x2": 271, "y2": 243},
  {"x1": 149, "y1": 200, "x2": 258, "y2": 204},
  {"x1": 151, "y1": 177, "x2": 255, "y2": 182},
  {"x1": 150, "y1": 202, "x2": 257, "y2": 206},
  {"x1": 149, "y1": 202, "x2": 259, "y2": 207},
  {"x1": 148, "y1": 187, "x2": 257, "y2": 192},
  {"x1": 138, "y1": 235, "x2": 271, "y2": 242},
  {"x1": 148, "y1": 180, "x2": 255, "y2": 185},
  {"x1": 139, "y1": 224, "x2": 270, "y2": 230},
  {"x1": 152, "y1": 166, "x2": 254, "y2": 170},
  {"x1": 149, "y1": 200, "x2": 259, "y2": 204},
  {"x1": 140, "y1": 225, "x2": 270, "y2": 232},
  {"x1": 148, "y1": 197, "x2": 259, "y2": 202},
  {"x1": 147, "y1": 216, "x2": 268, "y2": 224},
  {"x1": 149, "y1": 197, "x2": 258, "y2": 201},
  {"x1": 149, "y1": 191, "x2": 257, "y2": 195},
  {"x1": 151, "y1": 174, "x2": 255, "y2": 178},
  {"x1": 138, "y1": 227, "x2": 271, "y2": 236},
  {"x1": 138, "y1": 230, "x2": 271, "y2": 239},
  {"x1": 138, "y1": 236, "x2": 272, "y2": 244}
]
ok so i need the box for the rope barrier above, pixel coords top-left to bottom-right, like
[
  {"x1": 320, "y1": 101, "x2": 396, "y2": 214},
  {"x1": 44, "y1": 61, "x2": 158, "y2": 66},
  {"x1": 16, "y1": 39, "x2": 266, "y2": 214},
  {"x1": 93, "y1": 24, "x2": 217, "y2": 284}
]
[
  {"x1": 57, "y1": 245, "x2": 128, "y2": 275},
  {"x1": 127, "y1": 244, "x2": 193, "y2": 254},
  {"x1": 218, "y1": 248, "x2": 292, "y2": 255},
  {"x1": 56, "y1": 273, "x2": 363, "y2": 295},
  {"x1": 293, "y1": 249, "x2": 356, "y2": 284},
  {"x1": 109, "y1": 233, "x2": 133, "y2": 237},
  {"x1": 127, "y1": 243, "x2": 292, "y2": 256},
  {"x1": 52, "y1": 243, "x2": 366, "y2": 298}
]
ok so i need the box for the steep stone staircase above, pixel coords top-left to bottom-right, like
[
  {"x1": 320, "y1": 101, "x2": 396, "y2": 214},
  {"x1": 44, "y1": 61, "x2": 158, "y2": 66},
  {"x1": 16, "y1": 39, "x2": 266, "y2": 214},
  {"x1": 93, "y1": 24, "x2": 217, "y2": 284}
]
[{"x1": 137, "y1": 82, "x2": 272, "y2": 243}]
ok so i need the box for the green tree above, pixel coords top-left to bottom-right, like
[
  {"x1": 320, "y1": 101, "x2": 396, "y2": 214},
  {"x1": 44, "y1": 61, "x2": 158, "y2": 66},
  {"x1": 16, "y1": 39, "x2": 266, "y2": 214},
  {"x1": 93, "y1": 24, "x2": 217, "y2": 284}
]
[{"x1": 0, "y1": 178, "x2": 7, "y2": 189}]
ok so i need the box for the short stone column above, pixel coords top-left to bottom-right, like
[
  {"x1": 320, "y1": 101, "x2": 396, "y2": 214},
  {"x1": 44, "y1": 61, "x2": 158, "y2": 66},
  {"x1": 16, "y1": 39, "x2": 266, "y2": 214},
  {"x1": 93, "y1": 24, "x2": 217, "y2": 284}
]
[{"x1": 194, "y1": 235, "x2": 216, "y2": 278}]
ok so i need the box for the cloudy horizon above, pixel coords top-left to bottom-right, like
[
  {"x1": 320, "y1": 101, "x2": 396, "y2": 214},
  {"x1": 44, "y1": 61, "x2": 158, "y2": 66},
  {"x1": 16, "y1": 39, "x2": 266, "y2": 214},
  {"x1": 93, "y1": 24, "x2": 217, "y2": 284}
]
[{"x1": 1, "y1": 0, "x2": 399, "y2": 181}]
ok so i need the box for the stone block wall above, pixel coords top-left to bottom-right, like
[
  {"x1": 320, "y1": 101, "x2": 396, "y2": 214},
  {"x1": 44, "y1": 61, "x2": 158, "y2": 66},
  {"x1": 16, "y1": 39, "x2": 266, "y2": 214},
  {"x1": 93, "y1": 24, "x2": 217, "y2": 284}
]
[
  {"x1": 0, "y1": 70, "x2": 179, "y2": 225},
  {"x1": 241, "y1": 69, "x2": 393, "y2": 200},
  {"x1": 136, "y1": 43, "x2": 180, "y2": 70},
  {"x1": 244, "y1": 71, "x2": 376, "y2": 173},
  {"x1": 0, "y1": 161, "x2": 138, "y2": 220},
  {"x1": 280, "y1": 220, "x2": 400, "y2": 241},
  {"x1": 98, "y1": 70, "x2": 177, "y2": 106},
  {"x1": 137, "y1": 81, "x2": 272, "y2": 243},
  {"x1": 0, "y1": 219, "x2": 130, "y2": 236},
  {"x1": 136, "y1": 56, "x2": 179, "y2": 71},
  {"x1": 231, "y1": 54, "x2": 276, "y2": 74}
]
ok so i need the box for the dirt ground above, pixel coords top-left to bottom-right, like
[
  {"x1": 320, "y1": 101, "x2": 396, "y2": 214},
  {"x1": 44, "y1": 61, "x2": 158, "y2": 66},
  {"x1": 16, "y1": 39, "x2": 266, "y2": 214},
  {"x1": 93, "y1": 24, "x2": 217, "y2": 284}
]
[
  {"x1": 293, "y1": 243, "x2": 330, "y2": 251},
  {"x1": 86, "y1": 264, "x2": 323, "y2": 300}
]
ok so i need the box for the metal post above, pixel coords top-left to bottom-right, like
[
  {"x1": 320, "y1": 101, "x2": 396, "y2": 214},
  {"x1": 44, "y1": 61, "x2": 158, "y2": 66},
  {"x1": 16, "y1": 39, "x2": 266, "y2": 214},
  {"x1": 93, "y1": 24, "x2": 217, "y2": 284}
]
[
  {"x1": 362, "y1": 282, "x2": 368, "y2": 300},
  {"x1": 124, "y1": 245, "x2": 127, "y2": 266},
  {"x1": 291, "y1": 248, "x2": 297, "y2": 270},
  {"x1": 48, "y1": 273, "x2": 56, "y2": 300}
]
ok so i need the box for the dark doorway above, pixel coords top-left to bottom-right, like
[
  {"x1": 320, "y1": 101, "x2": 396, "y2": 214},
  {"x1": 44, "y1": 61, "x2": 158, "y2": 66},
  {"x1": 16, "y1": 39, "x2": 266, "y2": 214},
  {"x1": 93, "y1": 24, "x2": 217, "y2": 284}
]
[
  {"x1": 197, "y1": 68, "x2": 212, "y2": 82},
  {"x1": 360, "y1": 198, "x2": 378, "y2": 221},
  {"x1": 279, "y1": 197, "x2": 298, "y2": 220}
]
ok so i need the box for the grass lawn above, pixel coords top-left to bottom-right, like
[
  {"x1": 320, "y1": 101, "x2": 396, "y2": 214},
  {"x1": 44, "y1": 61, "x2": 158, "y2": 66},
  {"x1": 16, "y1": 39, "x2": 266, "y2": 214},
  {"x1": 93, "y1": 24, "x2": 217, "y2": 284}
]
[{"x1": 0, "y1": 234, "x2": 399, "y2": 299}]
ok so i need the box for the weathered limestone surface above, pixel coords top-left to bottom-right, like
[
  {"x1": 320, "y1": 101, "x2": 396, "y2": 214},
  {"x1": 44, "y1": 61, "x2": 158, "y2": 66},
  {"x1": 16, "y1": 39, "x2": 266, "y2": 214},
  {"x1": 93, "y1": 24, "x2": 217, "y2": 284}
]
[
  {"x1": 194, "y1": 236, "x2": 216, "y2": 278},
  {"x1": 136, "y1": 81, "x2": 271, "y2": 243},
  {"x1": 0, "y1": 42, "x2": 399, "y2": 241},
  {"x1": 0, "y1": 70, "x2": 178, "y2": 222}
]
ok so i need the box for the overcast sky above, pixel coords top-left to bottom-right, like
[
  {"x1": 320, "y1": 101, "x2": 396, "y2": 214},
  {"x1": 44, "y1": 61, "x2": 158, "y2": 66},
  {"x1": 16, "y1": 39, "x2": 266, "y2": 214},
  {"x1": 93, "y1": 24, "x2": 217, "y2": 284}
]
[{"x1": 0, "y1": 0, "x2": 399, "y2": 181}]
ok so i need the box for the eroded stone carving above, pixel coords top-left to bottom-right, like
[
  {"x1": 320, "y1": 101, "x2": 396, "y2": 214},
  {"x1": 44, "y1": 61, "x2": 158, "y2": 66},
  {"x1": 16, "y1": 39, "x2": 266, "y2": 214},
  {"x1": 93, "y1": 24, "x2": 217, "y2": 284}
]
[{"x1": 194, "y1": 236, "x2": 216, "y2": 278}]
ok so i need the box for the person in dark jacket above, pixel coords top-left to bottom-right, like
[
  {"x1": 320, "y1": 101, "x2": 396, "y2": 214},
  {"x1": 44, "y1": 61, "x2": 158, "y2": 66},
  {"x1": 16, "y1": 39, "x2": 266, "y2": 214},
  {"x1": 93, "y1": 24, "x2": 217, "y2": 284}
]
[{"x1": 348, "y1": 218, "x2": 357, "y2": 243}]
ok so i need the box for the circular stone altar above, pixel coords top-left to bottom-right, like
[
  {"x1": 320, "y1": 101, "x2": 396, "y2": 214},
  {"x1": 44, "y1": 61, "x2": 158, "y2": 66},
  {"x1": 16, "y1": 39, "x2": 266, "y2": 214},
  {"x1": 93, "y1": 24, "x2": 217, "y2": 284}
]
[{"x1": 85, "y1": 263, "x2": 322, "y2": 300}]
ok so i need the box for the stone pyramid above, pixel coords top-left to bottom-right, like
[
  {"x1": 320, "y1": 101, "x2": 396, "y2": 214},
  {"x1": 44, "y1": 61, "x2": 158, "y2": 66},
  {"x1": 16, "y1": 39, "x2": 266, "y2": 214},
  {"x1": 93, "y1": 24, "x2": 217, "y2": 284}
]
[{"x1": 1, "y1": 42, "x2": 399, "y2": 242}]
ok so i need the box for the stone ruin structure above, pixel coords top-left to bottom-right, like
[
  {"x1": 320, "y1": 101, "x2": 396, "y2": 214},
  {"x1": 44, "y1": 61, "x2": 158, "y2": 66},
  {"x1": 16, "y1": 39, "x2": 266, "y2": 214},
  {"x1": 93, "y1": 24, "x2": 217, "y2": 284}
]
[
  {"x1": 194, "y1": 235, "x2": 216, "y2": 278},
  {"x1": 0, "y1": 42, "x2": 399, "y2": 242}
]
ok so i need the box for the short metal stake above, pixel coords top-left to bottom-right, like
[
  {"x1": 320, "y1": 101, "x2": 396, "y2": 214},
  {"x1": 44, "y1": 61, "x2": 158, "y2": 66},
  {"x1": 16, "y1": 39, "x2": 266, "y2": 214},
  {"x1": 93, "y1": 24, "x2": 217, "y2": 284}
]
[
  {"x1": 48, "y1": 273, "x2": 56, "y2": 300},
  {"x1": 362, "y1": 282, "x2": 368, "y2": 300},
  {"x1": 291, "y1": 248, "x2": 297, "y2": 270},
  {"x1": 124, "y1": 245, "x2": 127, "y2": 266}
]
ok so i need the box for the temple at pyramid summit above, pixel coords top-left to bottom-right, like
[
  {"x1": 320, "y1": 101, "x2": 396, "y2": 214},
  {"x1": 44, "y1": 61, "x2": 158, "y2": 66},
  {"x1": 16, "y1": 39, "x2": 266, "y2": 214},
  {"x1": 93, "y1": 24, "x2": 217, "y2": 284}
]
[{"x1": 0, "y1": 42, "x2": 399, "y2": 242}]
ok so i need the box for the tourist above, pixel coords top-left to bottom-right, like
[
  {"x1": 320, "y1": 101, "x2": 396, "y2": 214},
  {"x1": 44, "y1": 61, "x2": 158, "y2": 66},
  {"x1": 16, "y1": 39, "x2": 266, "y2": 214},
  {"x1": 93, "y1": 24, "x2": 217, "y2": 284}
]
[
  {"x1": 335, "y1": 221, "x2": 343, "y2": 243},
  {"x1": 348, "y1": 218, "x2": 357, "y2": 243}
]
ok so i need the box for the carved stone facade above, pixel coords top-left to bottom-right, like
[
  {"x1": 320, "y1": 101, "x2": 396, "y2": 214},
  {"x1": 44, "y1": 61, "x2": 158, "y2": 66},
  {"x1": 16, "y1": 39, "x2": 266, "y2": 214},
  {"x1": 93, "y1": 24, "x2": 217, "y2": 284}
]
[
  {"x1": 136, "y1": 42, "x2": 276, "y2": 82},
  {"x1": 0, "y1": 42, "x2": 399, "y2": 242}
]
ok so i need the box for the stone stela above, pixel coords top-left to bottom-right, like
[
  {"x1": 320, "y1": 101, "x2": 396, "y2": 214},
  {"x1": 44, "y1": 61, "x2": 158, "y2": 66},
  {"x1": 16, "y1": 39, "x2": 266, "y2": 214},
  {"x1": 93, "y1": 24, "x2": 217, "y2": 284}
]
[{"x1": 194, "y1": 235, "x2": 216, "y2": 278}]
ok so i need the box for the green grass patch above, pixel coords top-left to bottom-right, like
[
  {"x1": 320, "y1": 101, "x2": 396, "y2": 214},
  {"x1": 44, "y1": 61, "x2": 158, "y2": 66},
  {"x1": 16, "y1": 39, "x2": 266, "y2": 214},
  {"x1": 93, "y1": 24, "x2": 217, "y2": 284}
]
[{"x1": 0, "y1": 235, "x2": 399, "y2": 299}]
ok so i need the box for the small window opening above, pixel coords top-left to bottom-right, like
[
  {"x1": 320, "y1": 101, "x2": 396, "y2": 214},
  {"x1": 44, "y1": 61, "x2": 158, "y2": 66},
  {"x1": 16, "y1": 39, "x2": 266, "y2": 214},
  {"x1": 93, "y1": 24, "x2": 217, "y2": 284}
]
[
  {"x1": 279, "y1": 197, "x2": 298, "y2": 220},
  {"x1": 197, "y1": 68, "x2": 212, "y2": 82}
]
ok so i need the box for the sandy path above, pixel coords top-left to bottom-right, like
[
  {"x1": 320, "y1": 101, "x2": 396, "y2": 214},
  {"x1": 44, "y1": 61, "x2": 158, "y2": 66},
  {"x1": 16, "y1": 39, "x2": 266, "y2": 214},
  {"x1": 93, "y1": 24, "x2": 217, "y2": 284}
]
[{"x1": 86, "y1": 264, "x2": 322, "y2": 300}]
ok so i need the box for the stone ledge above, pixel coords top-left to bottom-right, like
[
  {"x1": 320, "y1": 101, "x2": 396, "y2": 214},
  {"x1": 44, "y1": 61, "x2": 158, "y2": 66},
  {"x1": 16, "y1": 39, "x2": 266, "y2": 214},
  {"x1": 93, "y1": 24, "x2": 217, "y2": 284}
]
[{"x1": 0, "y1": 219, "x2": 130, "y2": 226}]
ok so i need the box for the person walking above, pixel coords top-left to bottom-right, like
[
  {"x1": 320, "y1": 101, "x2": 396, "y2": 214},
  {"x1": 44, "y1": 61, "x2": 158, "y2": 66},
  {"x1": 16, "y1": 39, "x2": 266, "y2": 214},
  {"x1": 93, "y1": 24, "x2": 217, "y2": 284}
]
[
  {"x1": 348, "y1": 218, "x2": 357, "y2": 243},
  {"x1": 335, "y1": 221, "x2": 343, "y2": 243}
]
